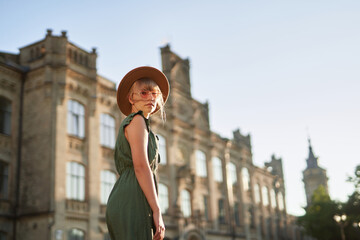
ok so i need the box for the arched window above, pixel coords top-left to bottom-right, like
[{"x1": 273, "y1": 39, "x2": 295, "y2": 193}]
[
  {"x1": 0, "y1": 160, "x2": 9, "y2": 199},
  {"x1": 195, "y1": 150, "x2": 207, "y2": 177},
  {"x1": 227, "y1": 162, "x2": 237, "y2": 185},
  {"x1": 158, "y1": 183, "x2": 169, "y2": 214},
  {"x1": 262, "y1": 186, "x2": 269, "y2": 206},
  {"x1": 100, "y1": 113, "x2": 115, "y2": 148},
  {"x1": 68, "y1": 228, "x2": 85, "y2": 240},
  {"x1": 241, "y1": 168, "x2": 250, "y2": 191},
  {"x1": 66, "y1": 162, "x2": 85, "y2": 201},
  {"x1": 157, "y1": 135, "x2": 167, "y2": 165},
  {"x1": 67, "y1": 100, "x2": 85, "y2": 138},
  {"x1": 0, "y1": 97, "x2": 11, "y2": 135},
  {"x1": 270, "y1": 189, "x2": 277, "y2": 208},
  {"x1": 212, "y1": 157, "x2": 223, "y2": 182},
  {"x1": 181, "y1": 189, "x2": 191, "y2": 217},
  {"x1": 278, "y1": 192, "x2": 284, "y2": 210},
  {"x1": 100, "y1": 170, "x2": 116, "y2": 204},
  {"x1": 254, "y1": 183, "x2": 261, "y2": 204}
]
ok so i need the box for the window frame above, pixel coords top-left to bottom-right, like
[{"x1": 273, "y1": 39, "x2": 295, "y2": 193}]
[
  {"x1": 0, "y1": 96, "x2": 12, "y2": 135},
  {"x1": 66, "y1": 162, "x2": 86, "y2": 201},
  {"x1": 181, "y1": 189, "x2": 191, "y2": 218},
  {"x1": 67, "y1": 99, "x2": 85, "y2": 139},
  {"x1": 158, "y1": 183, "x2": 169, "y2": 214},
  {"x1": 157, "y1": 134, "x2": 167, "y2": 165},
  {"x1": 212, "y1": 157, "x2": 223, "y2": 182},
  {"x1": 0, "y1": 160, "x2": 9, "y2": 199},
  {"x1": 195, "y1": 150, "x2": 207, "y2": 177},
  {"x1": 100, "y1": 113, "x2": 116, "y2": 149},
  {"x1": 100, "y1": 170, "x2": 116, "y2": 205}
]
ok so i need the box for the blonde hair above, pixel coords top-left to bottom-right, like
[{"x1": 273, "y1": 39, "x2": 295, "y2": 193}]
[{"x1": 128, "y1": 78, "x2": 166, "y2": 121}]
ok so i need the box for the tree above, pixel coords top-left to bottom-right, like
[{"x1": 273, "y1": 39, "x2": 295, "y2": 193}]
[
  {"x1": 298, "y1": 185, "x2": 340, "y2": 240},
  {"x1": 298, "y1": 165, "x2": 360, "y2": 240},
  {"x1": 343, "y1": 164, "x2": 360, "y2": 240}
]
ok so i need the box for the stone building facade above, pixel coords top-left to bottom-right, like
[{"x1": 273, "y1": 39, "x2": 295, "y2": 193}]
[{"x1": 0, "y1": 30, "x2": 303, "y2": 240}]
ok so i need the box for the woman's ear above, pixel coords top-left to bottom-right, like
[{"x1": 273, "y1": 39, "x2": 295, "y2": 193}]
[{"x1": 128, "y1": 94, "x2": 134, "y2": 105}]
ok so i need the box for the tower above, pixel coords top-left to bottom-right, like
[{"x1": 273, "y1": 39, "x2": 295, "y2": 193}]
[{"x1": 302, "y1": 138, "x2": 329, "y2": 206}]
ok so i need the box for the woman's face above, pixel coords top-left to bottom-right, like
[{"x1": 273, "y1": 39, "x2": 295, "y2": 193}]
[{"x1": 129, "y1": 81, "x2": 161, "y2": 118}]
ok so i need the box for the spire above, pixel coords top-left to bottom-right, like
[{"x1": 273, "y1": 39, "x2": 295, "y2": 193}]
[{"x1": 306, "y1": 137, "x2": 319, "y2": 169}]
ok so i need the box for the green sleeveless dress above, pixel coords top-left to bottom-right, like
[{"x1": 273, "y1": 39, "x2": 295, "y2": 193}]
[{"x1": 106, "y1": 111, "x2": 159, "y2": 240}]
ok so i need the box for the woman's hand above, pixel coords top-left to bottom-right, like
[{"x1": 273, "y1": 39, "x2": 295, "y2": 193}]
[{"x1": 153, "y1": 209, "x2": 165, "y2": 240}]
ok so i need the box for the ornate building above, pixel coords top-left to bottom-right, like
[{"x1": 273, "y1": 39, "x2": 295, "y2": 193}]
[
  {"x1": 302, "y1": 139, "x2": 329, "y2": 206},
  {"x1": 0, "y1": 30, "x2": 303, "y2": 240}
]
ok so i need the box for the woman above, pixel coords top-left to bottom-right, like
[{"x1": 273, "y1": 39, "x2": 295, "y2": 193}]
[{"x1": 106, "y1": 66, "x2": 169, "y2": 240}]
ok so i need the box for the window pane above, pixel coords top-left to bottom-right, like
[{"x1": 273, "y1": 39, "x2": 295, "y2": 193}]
[
  {"x1": 241, "y1": 168, "x2": 250, "y2": 191},
  {"x1": 0, "y1": 161, "x2": 9, "y2": 198},
  {"x1": 0, "y1": 97, "x2": 12, "y2": 135},
  {"x1": 262, "y1": 186, "x2": 269, "y2": 206},
  {"x1": 181, "y1": 190, "x2": 191, "y2": 217},
  {"x1": 254, "y1": 184, "x2": 261, "y2": 203},
  {"x1": 100, "y1": 170, "x2": 116, "y2": 204},
  {"x1": 270, "y1": 189, "x2": 277, "y2": 208},
  {"x1": 100, "y1": 114, "x2": 115, "y2": 148},
  {"x1": 212, "y1": 157, "x2": 223, "y2": 182},
  {"x1": 278, "y1": 192, "x2": 284, "y2": 210},
  {"x1": 69, "y1": 229, "x2": 84, "y2": 240},
  {"x1": 67, "y1": 100, "x2": 85, "y2": 138},
  {"x1": 157, "y1": 135, "x2": 167, "y2": 165},
  {"x1": 66, "y1": 162, "x2": 85, "y2": 200},
  {"x1": 218, "y1": 199, "x2": 226, "y2": 224},
  {"x1": 203, "y1": 196, "x2": 209, "y2": 220},
  {"x1": 196, "y1": 150, "x2": 207, "y2": 177},
  {"x1": 227, "y1": 162, "x2": 237, "y2": 184},
  {"x1": 158, "y1": 183, "x2": 169, "y2": 214},
  {"x1": 234, "y1": 202, "x2": 240, "y2": 226}
]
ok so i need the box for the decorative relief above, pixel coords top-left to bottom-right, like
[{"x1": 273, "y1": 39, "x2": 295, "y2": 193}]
[
  {"x1": 0, "y1": 134, "x2": 11, "y2": 157},
  {"x1": 65, "y1": 82, "x2": 90, "y2": 98},
  {"x1": 68, "y1": 136, "x2": 84, "y2": 152},
  {"x1": 101, "y1": 147, "x2": 114, "y2": 159},
  {"x1": 0, "y1": 78, "x2": 17, "y2": 92},
  {"x1": 66, "y1": 199, "x2": 89, "y2": 213}
]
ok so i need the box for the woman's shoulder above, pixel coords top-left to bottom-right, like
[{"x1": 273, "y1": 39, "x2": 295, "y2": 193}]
[{"x1": 121, "y1": 111, "x2": 149, "y2": 131}]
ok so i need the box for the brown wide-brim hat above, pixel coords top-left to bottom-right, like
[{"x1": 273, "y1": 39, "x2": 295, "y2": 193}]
[{"x1": 117, "y1": 66, "x2": 170, "y2": 116}]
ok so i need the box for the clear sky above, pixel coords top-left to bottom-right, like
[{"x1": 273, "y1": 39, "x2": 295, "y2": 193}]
[{"x1": 1, "y1": 0, "x2": 359, "y2": 216}]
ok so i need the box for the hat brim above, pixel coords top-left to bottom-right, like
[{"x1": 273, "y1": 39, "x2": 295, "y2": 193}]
[{"x1": 117, "y1": 66, "x2": 170, "y2": 116}]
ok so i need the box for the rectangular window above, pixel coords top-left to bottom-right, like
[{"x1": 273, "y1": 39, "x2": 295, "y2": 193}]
[
  {"x1": 0, "y1": 161, "x2": 8, "y2": 199},
  {"x1": 157, "y1": 135, "x2": 167, "y2": 165},
  {"x1": 196, "y1": 150, "x2": 207, "y2": 177},
  {"x1": 67, "y1": 100, "x2": 85, "y2": 138},
  {"x1": 213, "y1": 157, "x2": 223, "y2": 182},
  {"x1": 203, "y1": 196, "x2": 209, "y2": 220},
  {"x1": 100, "y1": 114, "x2": 115, "y2": 148},
  {"x1": 234, "y1": 202, "x2": 240, "y2": 226},
  {"x1": 100, "y1": 170, "x2": 116, "y2": 204},
  {"x1": 0, "y1": 97, "x2": 11, "y2": 135},
  {"x1": 66, "y1": 162, "x2": 85, "y2": 201},
  {"x1": 218, "y1": 199, "x2": 226, "y2": 224}
]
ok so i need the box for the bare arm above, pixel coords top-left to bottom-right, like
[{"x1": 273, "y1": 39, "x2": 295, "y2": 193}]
[{"x1": 125, "y1": 115, "x2": 160, "y2": 213}]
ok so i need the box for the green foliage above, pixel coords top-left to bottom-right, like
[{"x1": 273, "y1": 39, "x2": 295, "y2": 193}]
[
  {"x1": 298, "y1": 185, "x2": 340, "y2": 240},
  {"x1": 347, "y1": 165, "x2": 360, "y2": 191},
  {"x1": 298, "y1": 165, "x2": 360, "y2": 240}
]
